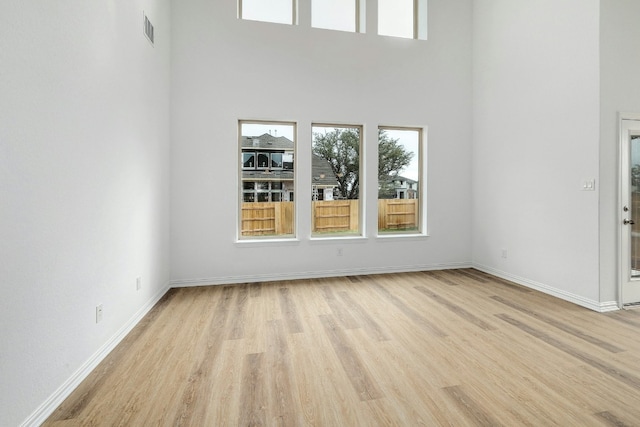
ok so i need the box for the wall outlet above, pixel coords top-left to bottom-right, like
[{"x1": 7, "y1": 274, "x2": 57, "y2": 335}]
[
  {"x1": 337, "y1": 247, "x2": 343, "y2": 257},
  {"x1": 136, "y1": 277, "x2": 142, "y2": 291},
  {"x1": 501, "y1": 249, "x2": 508, "y2": 259},
  {"x1": 96, "y1": 304, "x2": 103, "y2": 323}
]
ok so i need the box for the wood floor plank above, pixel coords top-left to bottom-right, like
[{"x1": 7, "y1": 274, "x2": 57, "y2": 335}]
[
  {"x1": 321, "y1": 284, "x2": 360, "y2": 329},
  {"x1": 239, "y1": 353, "x2": 267, "y2": 426},
  {"x1": 595, "y1": 410, "x2": 633, "y2": 427},
  {"x1": 491, "y1": 295, "x2": 624, "y2": 353},
  {"x1": 414, "y1": 285, "x2": 496, "y2": 331},
  {"x1": 266, "y1": 319, "x2": 299, "y2": 426},
  {"x1": 318, "y1": 314, "x2": 383, "y2": 401},
  {"x1": 278, "y1": 287, "x2": 304, "y2": 334},
  {"x1": 337, "y1": 290, "x2": 391, "y2": 341},
  {"x1": 367, "y1": 276, "x2": 448, "y2": 338},
  {"x1": 495, "y1": 313, "x2": 640, "y2": 391},
  {"x1": 43, "y1": 270, "x2": 640, "y2": 426},
  {"x1": 443, "y1": 385, "x2": 502, "y2": 427},
  {"x1": 422, "y1": 270, "x2": 462, "y2": 286}
]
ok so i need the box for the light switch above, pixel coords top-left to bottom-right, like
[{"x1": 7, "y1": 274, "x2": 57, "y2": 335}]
[{"x1": 581, "y1": 179, "x2": 596, "y2": 191}]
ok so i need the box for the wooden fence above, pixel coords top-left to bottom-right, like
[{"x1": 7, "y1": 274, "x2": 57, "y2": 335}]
[
  {"x1": 241, "y1": 199, "x2": 418, "y2": 236},
  {"x1": 378, "y1": 199, "x2": 419, "y2": 231},
  {"x1": 241, "y1": 202, "x2": 294, "y2": 236},
  {"x1": 312, "y1": 200, "x2": 359, "y2": 233}
]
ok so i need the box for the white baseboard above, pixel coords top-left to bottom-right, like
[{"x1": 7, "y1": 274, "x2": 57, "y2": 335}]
[
  {"x1": 21, "y1": 283, "x2": 170, "y2": 427},
  {"x1": 170, "y1": 262, "x2": 473, "y2": 287},
  {"x1": 473, "y1": 264, "x2": 619, "y2": 313}
]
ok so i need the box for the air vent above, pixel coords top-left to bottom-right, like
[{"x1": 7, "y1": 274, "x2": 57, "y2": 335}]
[{"x1": 143, "y1": 13, "x2": 154, "y2": 45}]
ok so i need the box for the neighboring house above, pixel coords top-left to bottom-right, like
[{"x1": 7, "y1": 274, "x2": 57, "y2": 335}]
[
  {"x1": 387, "y1": 175, "x2": 418, "y2": 199},
  {"x1": 241, "y1": 133, "x2": 295, "y2": 202},
  {"x1": 312, "y1": 154, "x2": 339, "y2": 200},
  {"x1": 241, "y1": 133, "x2": 338, "y2": 202}
]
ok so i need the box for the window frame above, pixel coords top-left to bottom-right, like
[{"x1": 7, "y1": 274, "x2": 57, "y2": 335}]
[
  {"x1": 238, "y1": 0, "x2": 297, "y2": 26},
  {"x1": 238, "y1": 120, "x2": 297, "y2": 241},
  {"x1": 377, "y1": 0, "x2": 427, "y2": 40},
  {"x1": 377, "y1": 125, "x2": 426, "y2": 237},
  {"x1": 311, "y1": 0, "x2": 362, "y2": 33},
  {"x1": 311, "y1": 123, "x2": 364, "y2": 239}
]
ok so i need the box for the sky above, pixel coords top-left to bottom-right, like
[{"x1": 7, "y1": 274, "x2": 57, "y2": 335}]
[{"x1": 241, "y1": 0, "x2": 414, "y2": 37}]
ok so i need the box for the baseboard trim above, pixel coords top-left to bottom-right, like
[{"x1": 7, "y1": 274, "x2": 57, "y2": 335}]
[
  {"x1": 170, "y1": 262, "x2": 473, "y2": 287},
  {"x1": 473, "y1": 264, "x2": 618, "y2": 313},
  {"x1": 20, "y1": 283, "x2": 171, "y2": 427}
]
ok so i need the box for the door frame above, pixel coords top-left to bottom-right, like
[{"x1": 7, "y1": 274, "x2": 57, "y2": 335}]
[{"x1": 618, "y1": 113, "x2": 640, "y2": 308}]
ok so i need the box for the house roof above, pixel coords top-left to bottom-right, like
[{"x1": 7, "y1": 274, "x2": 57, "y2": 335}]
[
  {"x1": 241, "y1": 133, "x2": 294, "y2": 150},
  {"x1": 312, "y1": 154, "x2": 338, "y2": 187},
  {"x1": 390, "y1": 175, "x2": 418, "y2": 184}
]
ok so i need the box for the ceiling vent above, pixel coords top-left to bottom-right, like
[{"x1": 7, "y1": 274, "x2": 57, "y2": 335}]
[{"x1": 143, "y1": 13, "x2": 154, "y2": 46}]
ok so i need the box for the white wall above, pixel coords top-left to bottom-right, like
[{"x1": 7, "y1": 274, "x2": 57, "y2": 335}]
[
  {"x1": 599, "y1": 0, "x2": 640, "y2": 303},
  {"x1": 471, "y1": 0, "x2": 603, "y2": 308},
  {"x1": 0, "y1": 1, "x2": 171, "y2": 425},
  {"x1": 170, "y1": 0, "x2": 474, "y2": 285}
]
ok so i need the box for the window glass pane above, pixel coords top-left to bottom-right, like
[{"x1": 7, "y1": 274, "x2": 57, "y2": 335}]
[
  {"x1": 283, "y1": 153, "x2": 293, "y2": 170},
  {"x1": 378, "y1": 127, "x2": 421, "y2": 234},
  {"x1": 240, "y1": 121, "x2": 295, "y2": 238},
  {"x1": 241, "y1": 0, "x2": 294, "y2": 25},
  {"x1": 312, "y1": 0, "x2": 356, "y2": 32},
  {"x1": 257, "y1": 153, "x2": 269, "y2": 169},
  {"x1": 378, "y1": 0, "x2": 414, "y2": 38},
  {"x1": 311, "y1": 124, "x2": 361, "y2": 237},
  {"x1": 271, "y1": 153, "x2": 283, "y2": 168},
  {"x1": 243, "y1": 153, "x2": 255, "y2": 169}
]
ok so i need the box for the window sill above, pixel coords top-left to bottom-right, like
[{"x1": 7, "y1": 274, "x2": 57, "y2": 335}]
[
  {"x1": 235, "y1": 237, "x2": 301, "y2": 248},
  {"x1": 376, "y1": 233, "x2": 429, "y2": 242},
  {"x1": 309, "y1": 235, "x2": 368, "y2": 244}
]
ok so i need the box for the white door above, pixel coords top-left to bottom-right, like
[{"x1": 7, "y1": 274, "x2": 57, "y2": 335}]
[{"x1": 620, "y1": 118, "x2": 640, "y2": 306}]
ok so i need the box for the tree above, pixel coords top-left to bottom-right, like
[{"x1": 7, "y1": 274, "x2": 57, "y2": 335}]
[
  {"x1": 377, "y1": 130, "x2": 414, "y2": 198},
  {"x1": 312, "y1": 128, "x2": 413, "y2": 199}
]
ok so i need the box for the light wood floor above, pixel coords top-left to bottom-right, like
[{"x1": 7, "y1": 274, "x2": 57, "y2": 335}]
[{"x1": 45, "y1": 269, "x2": 640, "y2": 426}]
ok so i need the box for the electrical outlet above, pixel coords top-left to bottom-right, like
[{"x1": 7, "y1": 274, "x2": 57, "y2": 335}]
[
  {"x1": 136, "y1": 277, "x2": 142, "y2": 291},
  {"x1": 96, "y1": 304, "x2": 103, "y2": 323},
  {"x1": 337, "y1": 248, "x2": 343, "y2": 257},
  {"x1": 501, "y1": 249, "x2": 508, "y2": 259}
]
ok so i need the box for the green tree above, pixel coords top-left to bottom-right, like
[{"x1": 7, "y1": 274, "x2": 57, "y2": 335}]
[
  {"x1": 312, "y1": 128, "x2": 413, "y2": 199},
  {"x1": 377, "y1": 130, "x2": 414, "y2": 198}
]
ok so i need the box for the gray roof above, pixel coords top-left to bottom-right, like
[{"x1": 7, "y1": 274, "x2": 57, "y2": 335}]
[
  {"x1": 389, "y1": 175, "x2": 418, "y2": 184},
  {"x1": 312, "y1": 154, "x2": 339, "y2": 187},
  {"x1": 241, "y1": 133, "x2": 294, "y2": 150}
]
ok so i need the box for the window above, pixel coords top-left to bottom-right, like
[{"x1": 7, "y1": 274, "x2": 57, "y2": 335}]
[
  {"x1": 311, "y1": 124, "x2": 362, "y2": 237},
  {"x1": 312, "y1": 0, "x2": 359, "y2": 33},
  {"x1": 378, "y1": 0, "x2": 427, "y2": 40},
  {"x1": 242, "y1": 152, "x2": 255, "y2": 169},
  {"x1": 239, "y1": 121, "x2": 296, "y2": 239},
  {"x1": 239, "y1": 0, "x2": 296, "y2": 25},
  {"x1": 378, "y1": 127, "x2": 423, "y2": 235}
]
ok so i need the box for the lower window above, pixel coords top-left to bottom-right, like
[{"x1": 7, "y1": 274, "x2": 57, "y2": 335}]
[
  {"x1": 311, "y1": 124, "x2": 363, "y2": 237},
  {"x1": 239, "y1": 121, "x2": 296, "y2": 238},
  {"x1": 377, "y1": 127, "x2": 423, "y2": 235}
]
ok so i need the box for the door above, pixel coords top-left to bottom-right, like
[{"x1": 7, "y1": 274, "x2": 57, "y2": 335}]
[{"x1": 620, "y1": 118, "x2": 640, "y2": 306}]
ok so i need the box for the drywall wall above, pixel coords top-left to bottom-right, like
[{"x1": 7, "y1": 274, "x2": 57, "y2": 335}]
[
  {"x1": 0, "y1": 0, "x2": 171, "y2": 425},
  {"x1": 599, "y1": 0, "x2": 640, "y2": 303},
  {"x1": 471, "y1": 0, "x2": 603, "y2": 308},
  {"x1": 170, "y1": 0, "x2": 474, "y2": 285}
]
